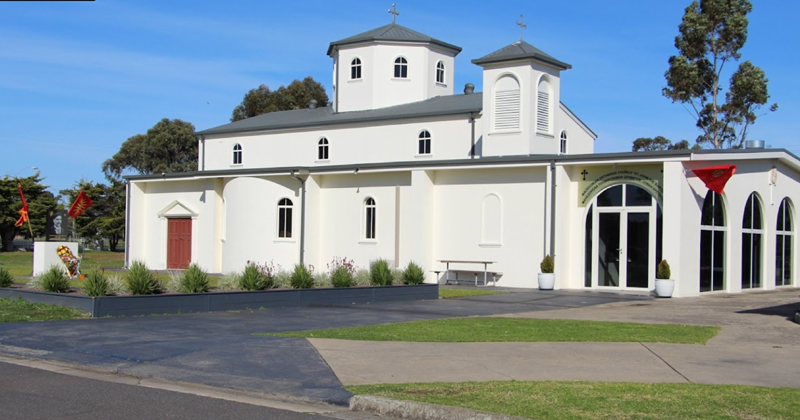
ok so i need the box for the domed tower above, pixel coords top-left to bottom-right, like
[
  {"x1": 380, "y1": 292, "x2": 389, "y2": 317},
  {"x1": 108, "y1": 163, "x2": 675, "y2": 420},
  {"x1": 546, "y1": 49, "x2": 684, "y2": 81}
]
[{"x1": 327, "y1": 18, "x2": 462, "y2": 112}]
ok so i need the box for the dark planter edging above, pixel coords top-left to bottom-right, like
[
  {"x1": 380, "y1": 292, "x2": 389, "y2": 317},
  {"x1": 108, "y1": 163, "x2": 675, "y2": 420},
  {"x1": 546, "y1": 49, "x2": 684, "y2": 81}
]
[{"x1": 0, "y1": 284, "x2": 439, "y2": 317}]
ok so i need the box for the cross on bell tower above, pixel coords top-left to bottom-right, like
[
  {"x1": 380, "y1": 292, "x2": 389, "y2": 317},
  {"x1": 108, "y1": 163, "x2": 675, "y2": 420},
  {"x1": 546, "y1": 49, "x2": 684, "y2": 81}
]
[
  {"x1": 388, "y1": 4, "x2": 400, "y2": 23},
  {"x1": 516, "y1": 14, "x2": 527, "y2": 41}
]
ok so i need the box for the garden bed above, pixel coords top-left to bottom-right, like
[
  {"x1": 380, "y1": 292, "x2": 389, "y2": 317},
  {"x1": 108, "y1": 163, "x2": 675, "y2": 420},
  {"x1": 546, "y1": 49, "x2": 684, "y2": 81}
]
[{"x1": 0, "y1": 284, "x2": 439, "y2": 318}]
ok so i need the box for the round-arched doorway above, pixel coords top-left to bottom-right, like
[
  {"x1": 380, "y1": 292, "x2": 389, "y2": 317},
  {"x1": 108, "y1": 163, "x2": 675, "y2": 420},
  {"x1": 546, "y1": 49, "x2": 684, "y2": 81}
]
[{"x1": 583, "y1": 184, "x2": 662, "y2": 290}]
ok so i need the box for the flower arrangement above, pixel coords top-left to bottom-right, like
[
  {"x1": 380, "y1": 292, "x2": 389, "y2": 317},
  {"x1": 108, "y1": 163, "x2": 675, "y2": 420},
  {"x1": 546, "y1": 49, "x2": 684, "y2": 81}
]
[{"x1": 56, "y1": 245, "x2": 81, "y2": 278}]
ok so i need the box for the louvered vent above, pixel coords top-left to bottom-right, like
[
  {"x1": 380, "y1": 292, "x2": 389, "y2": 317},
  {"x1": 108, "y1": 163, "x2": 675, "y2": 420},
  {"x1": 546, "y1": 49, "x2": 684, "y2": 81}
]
[
  {"x1": 494, "y1": 90, "x2": 520, "y2": 130},
  {"x1": 537, "y1": 91, "x2": 550, "y2": 133}
]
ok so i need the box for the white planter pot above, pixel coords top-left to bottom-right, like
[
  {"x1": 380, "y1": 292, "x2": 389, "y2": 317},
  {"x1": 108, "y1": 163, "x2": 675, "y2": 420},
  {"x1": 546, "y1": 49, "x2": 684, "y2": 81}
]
[
  {"x1": 538, "y1": 273, "x2": 555, "y2": 290},
  {"x1": 654, "y1": 279, "x2": 675, "y2": 298}
]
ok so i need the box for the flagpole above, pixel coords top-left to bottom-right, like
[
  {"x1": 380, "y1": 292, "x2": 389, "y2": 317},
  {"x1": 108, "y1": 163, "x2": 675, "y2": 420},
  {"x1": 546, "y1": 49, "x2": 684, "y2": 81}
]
[{"x1": 26, "y1": 215, "x2": 34, "y2": 239}]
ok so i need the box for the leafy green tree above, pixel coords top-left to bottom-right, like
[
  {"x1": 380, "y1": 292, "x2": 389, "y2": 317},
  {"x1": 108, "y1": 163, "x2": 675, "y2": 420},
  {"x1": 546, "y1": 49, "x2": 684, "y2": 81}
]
[
  {"x1": 631, "y1": 136, "x2": 698, "y2": 152},
  {"x1": 663, "y1": 0, "x2": 777, "y2": 149},
  {"x1": 0, "y1": 173, "x2": 58, "y2": 251},
  {"x1": 60, "y1": 180, "x2": 125, "y2": 251},
  {"x1": 231, "y1": 76, "x2": 329, "y2": 122},
  {"x1": 102, "y1": 118, "x2": 197, "y2": 181}
]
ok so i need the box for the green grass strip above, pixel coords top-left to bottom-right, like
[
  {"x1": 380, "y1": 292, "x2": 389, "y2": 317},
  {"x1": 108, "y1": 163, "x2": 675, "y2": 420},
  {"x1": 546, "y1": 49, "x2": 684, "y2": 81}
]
[
  {"x1": 438, "y1": 289, "x2": 506, "y2": 299},
  {"x1": 0, "y1": 297, "x2": 88, "y2": 323},
  {"x1": 263, "y1": 317, "x2": 719, "y2": 344},
  {"x1": 348, "y1": 381, "x2": 800, "y2": 420}
]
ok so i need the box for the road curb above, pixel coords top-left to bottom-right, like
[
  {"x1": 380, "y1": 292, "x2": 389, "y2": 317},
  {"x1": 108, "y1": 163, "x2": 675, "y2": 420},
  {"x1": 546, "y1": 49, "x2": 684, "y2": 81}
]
[{"x1": 350, "y1": 395, "x2": 533, "y2": 420}]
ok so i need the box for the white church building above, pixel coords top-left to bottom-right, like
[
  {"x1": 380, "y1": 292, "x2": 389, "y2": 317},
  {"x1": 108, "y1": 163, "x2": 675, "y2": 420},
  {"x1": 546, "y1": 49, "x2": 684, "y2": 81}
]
[{"x1": 125, "y1": 20, "x2": 800, "y2": 297}]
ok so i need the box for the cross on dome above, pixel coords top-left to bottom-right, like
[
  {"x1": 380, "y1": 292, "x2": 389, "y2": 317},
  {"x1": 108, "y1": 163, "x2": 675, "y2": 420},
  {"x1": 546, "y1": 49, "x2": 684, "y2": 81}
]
[
  {"x1": 516, "y1": 14, "x2": 527, "y2": 41},
  {"x1": 388, "y1": 4, "x2": 400, "y2": 23}
]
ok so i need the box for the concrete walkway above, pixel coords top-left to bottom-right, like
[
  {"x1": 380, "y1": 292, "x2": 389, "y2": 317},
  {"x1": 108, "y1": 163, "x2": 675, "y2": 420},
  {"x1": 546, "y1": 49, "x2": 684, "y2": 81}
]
[{"x1": 312, "y1": 288, "x2": 800, "y2": 388}]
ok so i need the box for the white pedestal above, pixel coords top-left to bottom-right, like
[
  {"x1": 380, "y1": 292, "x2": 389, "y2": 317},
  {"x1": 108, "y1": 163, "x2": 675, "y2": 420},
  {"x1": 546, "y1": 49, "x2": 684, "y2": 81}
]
[{"x1": 33, "y1": 242, "x2": 79, "y2": 276}]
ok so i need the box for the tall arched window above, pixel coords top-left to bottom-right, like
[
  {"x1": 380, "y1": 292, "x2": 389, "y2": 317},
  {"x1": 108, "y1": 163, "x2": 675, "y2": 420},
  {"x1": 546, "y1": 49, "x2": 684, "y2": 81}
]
[
  {"x1": 700, "y1": 191, "x2": 725, "y2": 292},
  {"x1": 560, "y1": 131, "x2": 568, "y2": 154},
  {"x1": 364, "y1": 197, "x2": 376, "y2": 239},
  {"x1": 776, "y1": 198, "x2": 793, "y2": 286},
  {"x1": 435, "y1": 61, "x2": 445, "y2": 84},
  {"x1": 493, "y1": 75, "x2": 520, "y2": 131},
  {"x1": 537, "y1": 78, "x2": 552, "y2": 133},
  {"x1": 394, "y1": 57, "x2": 408, "y2": 78},
  {"x1": 418, "y1": 130, "x2": 431, "y2": 155},
  {"x1": 318, "y1": 138, "x2": 329, "y2": 160},
  {"x1": 351, "y1": 58, "x2": 362, "y2": 80},
  {"x1": 742, "y1": 193, "x2": 763, "y2": 289},
  {"x1": 233, "y1": 144, "x2": 242, "y2": 165},
  {"x1": 278, "y1": 198, "x2": 293, "y2": 238}
]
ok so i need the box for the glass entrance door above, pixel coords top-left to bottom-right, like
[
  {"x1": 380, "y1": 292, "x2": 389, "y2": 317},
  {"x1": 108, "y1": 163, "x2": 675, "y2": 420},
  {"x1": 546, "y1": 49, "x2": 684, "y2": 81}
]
[
  {"x1": 598, "y1": 213, "x2": 621, "y2": 287},
  {"x1": 626, "y1": 212, "x2": 650, "y2": 288}
]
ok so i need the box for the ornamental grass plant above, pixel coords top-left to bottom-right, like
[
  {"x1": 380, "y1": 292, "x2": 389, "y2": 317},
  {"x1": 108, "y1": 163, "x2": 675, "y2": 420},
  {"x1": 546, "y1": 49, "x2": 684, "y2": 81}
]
[
  {"x1": 370, "y1": 259, "x2": 393, "y2": 286},
  {"x1": 240, "y1": 263, "x2": 267, "y2": 291},
  {"x1": 0, "y1": 266, "x2": 14, "y2": 288},
  {"x1": 82, "y1": 269, "x2": 109, "y2": 297},
  {"x1": 290, "y1": 264, "x2": 315, "y2": 289},
  {"x1": 40, "y1": 266, "x2": 71, "y2": 293},
  {"x1": 180, "y1": 263, "x2": 210, "y2": 293},
  {"x1": 126, "y1": 260, "x2": 160, "y2": 295},
  {"x1": 331, "y1": 265, "x2": 355, "y2": 287},
  {"x1": 402, "y1": 261, "x2": 425, "y2": 285}
]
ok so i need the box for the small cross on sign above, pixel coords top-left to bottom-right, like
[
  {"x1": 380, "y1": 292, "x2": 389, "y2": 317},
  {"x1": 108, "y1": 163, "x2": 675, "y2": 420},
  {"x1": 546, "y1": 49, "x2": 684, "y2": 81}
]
[
  {"x1": 388, "y1": 4, "x2": 399, "y2": 23},
  {"x1": 516, "y1": 14, "x2": 527, "y2": 41},
  {"x1": 581, "y1": 169, "x2": 589, "y2": 181}
]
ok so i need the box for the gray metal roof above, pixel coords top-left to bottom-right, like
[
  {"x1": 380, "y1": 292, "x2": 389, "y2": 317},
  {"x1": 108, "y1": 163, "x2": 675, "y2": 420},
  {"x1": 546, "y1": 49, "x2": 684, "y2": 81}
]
[
  {"x1": 472, "y1": 40, "x2": 571, "y2": 70},
  {"x1": 197, "y1": 93, "x2": 482, "y2": 136},
  {"x1": 327, "y1": 23, "x2": 462, "y2": 56}
]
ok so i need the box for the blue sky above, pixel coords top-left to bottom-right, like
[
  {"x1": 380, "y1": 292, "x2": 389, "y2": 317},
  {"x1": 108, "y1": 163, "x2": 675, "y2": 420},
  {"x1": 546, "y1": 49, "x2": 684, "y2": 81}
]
[{"x1": 1, "y1": 0, "x2": 798, "y2": 196}]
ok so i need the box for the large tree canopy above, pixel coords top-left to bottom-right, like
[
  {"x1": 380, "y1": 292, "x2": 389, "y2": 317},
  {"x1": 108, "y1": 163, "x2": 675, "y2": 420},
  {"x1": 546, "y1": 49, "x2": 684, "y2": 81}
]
[
  {"x1": 0, "y1": 173, "x2": 58, "y2": 251},
  {"x1": 60, "y1": 180, "x2": 125, "y2": 251},
  {"x1": 631, "y1": 136, "x2": 696, "y2": 152},
  {"x1": 103, "y1": 118, "x2": 197, "y2": 181},
  {"x1": 662, "y1": 0, "x2": 777, "y2": 149},
  {"x1": 231, "y1": 76, "x2": 329, "y2": 122}
]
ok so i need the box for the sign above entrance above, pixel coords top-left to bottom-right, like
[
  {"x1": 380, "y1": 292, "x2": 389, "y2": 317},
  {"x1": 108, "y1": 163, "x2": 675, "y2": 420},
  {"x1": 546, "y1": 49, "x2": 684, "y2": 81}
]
[{"x1": 578, "y1": 164, "x2": 663, "y2": 207}]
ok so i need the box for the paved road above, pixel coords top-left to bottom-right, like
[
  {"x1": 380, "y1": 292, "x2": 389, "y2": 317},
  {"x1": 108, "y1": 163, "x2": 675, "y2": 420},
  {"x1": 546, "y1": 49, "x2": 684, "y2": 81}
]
[
  {"x1": 0, "y1": 289, "x2": 646, "y2": 405},
  {"x1": 0, "y1": 361, "x2": 380, "y2": 420}
]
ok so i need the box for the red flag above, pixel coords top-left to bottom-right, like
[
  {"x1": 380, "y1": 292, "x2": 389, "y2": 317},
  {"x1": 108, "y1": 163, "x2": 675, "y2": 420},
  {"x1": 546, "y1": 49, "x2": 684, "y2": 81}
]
[
  {"x1": 14, "y1": 183, "x2": 28, "y2": 227},
  {"x1": 692, "y1": 165, "x2": 737, "y2": 195},
  {"x1": 68, "y1": 190, "x2": 94, "y2": 218}
]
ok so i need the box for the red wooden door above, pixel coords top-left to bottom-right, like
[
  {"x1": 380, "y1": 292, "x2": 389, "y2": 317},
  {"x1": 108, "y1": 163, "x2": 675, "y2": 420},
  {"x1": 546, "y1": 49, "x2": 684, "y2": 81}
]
[{"x1": 167, "y1": 218, "x2": 192, "y2": 269}]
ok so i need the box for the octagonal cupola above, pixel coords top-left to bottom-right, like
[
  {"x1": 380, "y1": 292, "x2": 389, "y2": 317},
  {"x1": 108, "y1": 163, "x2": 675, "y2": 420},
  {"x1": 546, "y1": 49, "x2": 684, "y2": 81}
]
[{"x1": 327, "y1": 20, "x2": 462, "y2": 112}]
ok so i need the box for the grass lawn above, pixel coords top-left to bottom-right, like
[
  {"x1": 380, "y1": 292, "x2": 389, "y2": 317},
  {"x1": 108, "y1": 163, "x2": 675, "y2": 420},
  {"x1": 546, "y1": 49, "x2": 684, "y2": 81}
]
[
  {"x1": 263, "y1": 317, "x2": 719, "y2": 344},
  {"x1": 0, "y1": 297, "x2": 88, "y2": 322},
  {"x1": 348, "y1": 381, "x2": 800, "y2": 420},
  {"x1": 438, "y1": 289, "x2": 506, "y2": 299}
]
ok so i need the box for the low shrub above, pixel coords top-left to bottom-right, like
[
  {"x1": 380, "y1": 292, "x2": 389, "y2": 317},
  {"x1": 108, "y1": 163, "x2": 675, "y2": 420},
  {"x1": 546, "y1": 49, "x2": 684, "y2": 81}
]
[
  {"x1": 41, "y1": 266, "x2": 71, "y2": 293},
  {"x1": 217, "y1": 272, "x2": 241, "y2": 291},
  {"x1": 126, "y1": 261, "x2": 160, "y2": 295},
  {"x1": 164, "y1": 270, "x2": 183, "y2": 293},
  {"x1": 180, "y1": 264, "x2": 210, "y2": 293},
  {"x1": 540, "y1": 254, "x2": 554, "y2": 274},
  {"x1": 402, "y1": 261, "x2": 425, "y2": 285},
  {"x1": 290, "y1": 264, "x2": 315, "y2": 289},
  {"x1": 331, "y1": 265, "x2": 355, "y2": 287},
  {"x1": 657, "y1": 259, "x2": 671, "y2": 280},
  {"x1": 107, "y1": 274, "x2": 128, "y2": 295},
  {"x1": 240, "y1": 263, "x2": 267, "y2": 291},
  {"x1": 82, "y1": 269, "x2": 109, "y2": 297},
  {"x1": 354, "y1": 269, "x2": 371, "y2": 286},
  {"x1": 370, "y1": 259, "x2": 393, "y2": 286},
  {"x1": 0, "y1": 266, "x2": 14, "y2": 288},
  {"x1": 315, "y1": 272, "x2": 332, "y2": 288},
  {"x1": 273, "y1": 270, "x2": 292, "y2": 289}
]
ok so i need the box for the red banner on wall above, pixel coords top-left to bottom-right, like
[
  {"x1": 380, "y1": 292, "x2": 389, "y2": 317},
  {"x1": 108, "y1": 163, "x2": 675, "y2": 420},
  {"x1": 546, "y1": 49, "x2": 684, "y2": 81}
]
[{"x1": 692, "y1": 165, "x2": 737, "y2": 194}]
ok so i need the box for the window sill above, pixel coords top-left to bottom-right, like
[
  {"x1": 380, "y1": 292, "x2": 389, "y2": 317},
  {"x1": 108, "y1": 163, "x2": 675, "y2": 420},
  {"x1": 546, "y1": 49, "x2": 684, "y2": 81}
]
[
  {"x1": 415, "y1": 154, "x2": 433, "y2": 158},
  {"x1": 479, "y1": 243, "x2": 502, "y2": 248},
  {"x1": 274, "y1": 238, "x2": 296, "y2": 243},
  {"x1": 230, "y1": 164, "x2": 243, "y2": 168},
  {"x1": 348, "y1": 79, "x2": 363, "y2": 83},
  {"x1": 315, "y1": 159, "x2": 330, "y2": 164},
  {"x1": 435, "y1": 82, "x2": 447, "y2": 87},
  {"x1": 391, "y1": 78, "x2": 411, "y2": 82},
  {"x1": 359, "y1": 240, "x2": 377, "y2": 245}
]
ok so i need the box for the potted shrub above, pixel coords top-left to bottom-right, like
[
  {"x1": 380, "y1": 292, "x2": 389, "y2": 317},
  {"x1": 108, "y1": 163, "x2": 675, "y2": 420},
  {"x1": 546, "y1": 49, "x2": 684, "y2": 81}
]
[
  {"x1": 655, "y1": 259, "x2": 674, "y2": 298},
  {"x1": 538, "y1": 254, "x2": 555, "y2": 290}
]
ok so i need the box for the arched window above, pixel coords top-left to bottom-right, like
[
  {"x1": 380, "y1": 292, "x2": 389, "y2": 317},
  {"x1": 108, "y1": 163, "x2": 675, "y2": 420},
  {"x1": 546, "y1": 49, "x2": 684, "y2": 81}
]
[
  {"x1": 700, "y1": 191, "x2": 725, "y2": 292},
  {"x1": 560, "y1": 131, "x2": 568, "y2": 154},
  {"x1": 418, "y1": 130, "x2": 431, "y2": 155},
  {"x1": 537, "y1": 78, "x2": 552, "y2": 133},
  {"x1": 481, "y1": 194, "x2": 502, "y2": 245},
  {"x1": 776, "y1": 198, "x2": 793, "y2": 286},
  {"x1": 742, "y1": 193, "x2": 763, "y2": 289},
  {"x1": 318, "y1": 138, "x2": 329, "y2": 160},
  {"x1": 278, "y1": 198, "x2": 293, "y2": 238},
  {"x1": 233, "y1": 144, "x2": 242, "y2": 165},
  {"x1": 394, "y1": 57, "x2": 408, "y2": 78},
  {"x1": 493, "y1": 75, "x2": 520, "y2": 131},
  {"x1": 435, "y1": 61, "x2": 445, "y2": 84},
  {"x1": 364, "y1": 197, "x2": 376, "y2": 239},
  {"x1": 351, "y1": 58, "x2": 362, "y2": 80}
]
